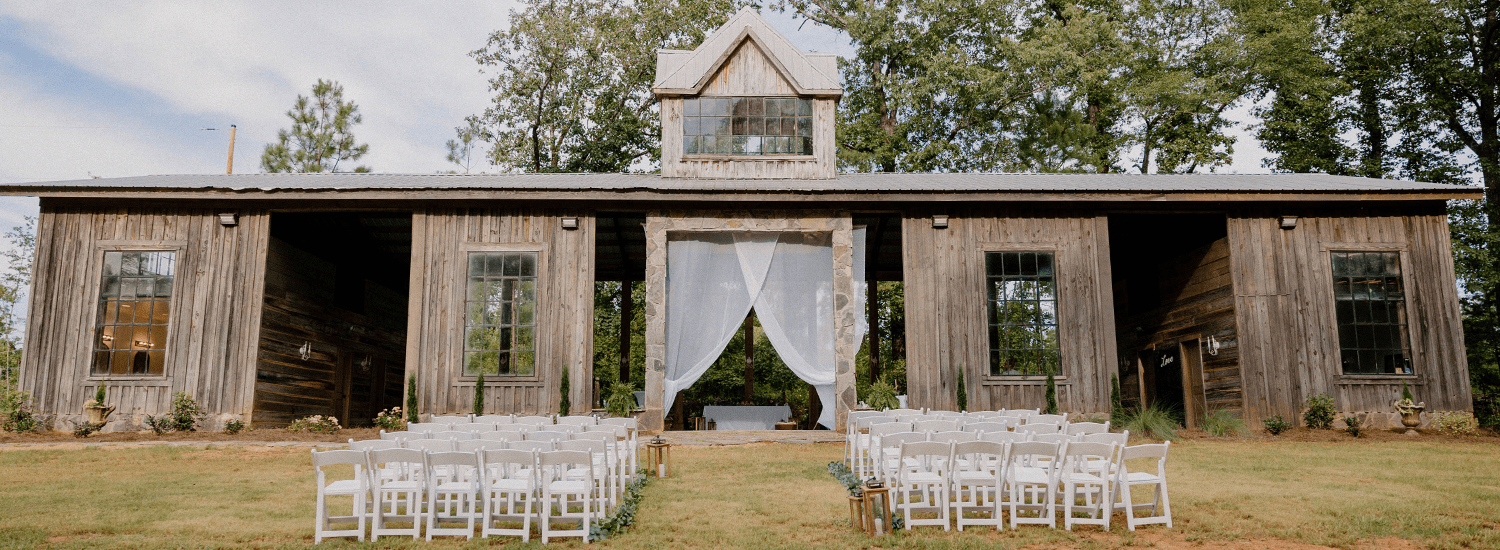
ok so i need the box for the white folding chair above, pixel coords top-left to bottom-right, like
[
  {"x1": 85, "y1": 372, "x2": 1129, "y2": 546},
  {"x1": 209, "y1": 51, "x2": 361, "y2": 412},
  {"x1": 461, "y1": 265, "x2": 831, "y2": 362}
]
[
  {"x1": 516, "y1": 415, "x2": 554, "y2": 426},
  {"x1": 426, "y1": 451, "x2": 482, "y2": 540},
  {"x1": 457, "y1": 439, "x2": 504, "y2": 453},
  {"x1": 1007, "y1": 441, "x2": 1061, "y2": 529},
  {"x1": 538, "y1": 450, "x2": 594, "y2": 543},
  {"x1": 849, "y1": 416, "x2": 897, "y2": 475},
  {"x1": 455, "y1": 422, "x2": 495, "y2": 433},
  {"x1": 931, "y1": 431, "x2": 977, "y2": 444},
  {"x1": 981, "y1": 431, "x2": 1030, "y2": 445},
  {"x1": 896, "y1": 441, "x2": 952, "y2": 530},
  {"x1": 432, "y1": 430, "x2": 476, "y2": 441},
  {"x1": 311, "y1": 449, "x2": 369, "y2": 543},
  {"x1": 368, "y1": 448, "x2": 427, "y2": 540},
  {"x1": 875, "y1": 432, "x2": 925, "y2": 485},
  {"x1": 557, "y1": 415, "x2": 598, "y2": 427},
  {"x1": 349, "y1": 439, "x2": 401, "y2": 452},
  {"x1": 481, "y1": 448, "x2": 537, "y2": 541},
  {"x1": 1066, "y1": 421, "x2": 1110, "y2": 436},
  {"x1": 1031, "y1": 433, "x2": 1074, "y2": 446},
  {"x1": 950, "y1": 440, "x2": 1007, "y2": 531},
  {"x1": 1119, "y1": 441, "x2": 1172, "y2": 530},
  {"x1": 380, "y1": 430, "x2": 420, "y2": 442},
  {"x1": 405, "y1": 439, "x2": 455, "y2": 453},
  {"x1": 914, "y1": 419, "x2": 960, "y2": 434},
  {"x1": 550, "y1": 424, "x2": 586, "y2": 434},
  {"x1": 476, "y1": 414, "x2": 515, "y2": 425},
  {"x1": 527, "y1": 430, "x2": 570, "y2": 443},
  {"x1": 1016, "y1": 423, "x2": 1062, "y2": 435},
  {"x1": 962, "y1": 421, "x2": 1010, "y2": 435},
  {"x1": 482, "y1": 431, "x2": 518, "y2": 442},
  {"x1": 599, "y1": 417, "x2": 639, "y2": 473},
  {"x1": 572, "y1": 431, "x2": 624, "y2": 508},
  {"x1": 407, "y1": 422, "x2": 445, "y2": 434},
  {"x1": 430, "y1": 415, "x2": 471, "y2": 425},
  {"x1": 864, "y1": 422, "x2": 914, "y2": 478},
  {"x1": 509, "y1": 440, "x2": 554, "y2": 453},
  {"x1": 560, "y1": 439, "x2": 612, "y2": 516},
  {"x1": 1058, "y1": 441, "x2": 1116, "y2": 531},
  {"x1": 1030, "y1": 413, "x2": 1068, "y2": 425},
  {"x1": 885, "y1": 408, "x2": 921, "y2": 417}
]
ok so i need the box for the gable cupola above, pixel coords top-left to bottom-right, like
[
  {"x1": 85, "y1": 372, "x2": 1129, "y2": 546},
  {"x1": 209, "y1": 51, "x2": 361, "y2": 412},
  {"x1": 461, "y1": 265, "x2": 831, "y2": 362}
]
[{"x1": 653, "y1": 8, "x2": 842, "y2": 179}]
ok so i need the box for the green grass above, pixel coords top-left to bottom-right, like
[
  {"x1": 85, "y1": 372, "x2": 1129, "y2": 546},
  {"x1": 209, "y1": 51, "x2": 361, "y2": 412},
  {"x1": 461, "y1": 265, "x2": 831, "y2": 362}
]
[{"x1": 0, "y1": 439, "x2": 1497, "y2": 549}]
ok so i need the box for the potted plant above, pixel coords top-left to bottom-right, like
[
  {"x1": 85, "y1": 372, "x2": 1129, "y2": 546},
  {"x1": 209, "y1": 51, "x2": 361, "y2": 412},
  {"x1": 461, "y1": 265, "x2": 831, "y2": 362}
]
[
  {"x1": 84, "y1": 385, "x2": 115, "y2": 425},
  {"x1": 1393, "y1": 381, "x2": 1425, "y2": 435}
]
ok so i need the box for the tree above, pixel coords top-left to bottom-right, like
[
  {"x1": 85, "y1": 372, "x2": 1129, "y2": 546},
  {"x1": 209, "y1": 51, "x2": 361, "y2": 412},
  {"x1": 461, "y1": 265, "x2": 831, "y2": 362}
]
[
  {"x1": 261, "y1": 79, "x2": 371, "y2": 173},
  {"x1": 445, "y1": 118, "x2": 485, "y2": 174},
  {"x1": 469, "y1": 0, "x2": 740, "y2": 173},
  {"x1": 0, "y1": 216, "x2": 33, "y2": 384}
]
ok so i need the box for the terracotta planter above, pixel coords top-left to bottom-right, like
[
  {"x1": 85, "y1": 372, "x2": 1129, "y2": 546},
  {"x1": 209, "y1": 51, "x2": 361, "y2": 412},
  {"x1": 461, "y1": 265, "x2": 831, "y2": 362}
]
[{"x1": 84, "y1": 404, "x2": 115, "y2": 425}]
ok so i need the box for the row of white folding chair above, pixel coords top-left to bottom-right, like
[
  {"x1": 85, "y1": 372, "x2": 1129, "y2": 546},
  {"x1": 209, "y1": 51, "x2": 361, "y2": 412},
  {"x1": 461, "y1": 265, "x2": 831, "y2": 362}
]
[
  {"x1": 872, "y1": 429, "x2": 1125, "y2": 485},
  {"x1": 361, "y1": 432, "x2": 629, "y2": 496},
  {"x1": 850, "y1": 417, "x2": 1109, "y2": 475},
  {"x1": 312, "y1": 446, "x2": 602, "y2": 543},
  {"x1": 327, "y1": 442, "x2": 619, "y2": 540},
  {"x1": 889, "y1": 439, "x2": 1123, "y2": 532}
]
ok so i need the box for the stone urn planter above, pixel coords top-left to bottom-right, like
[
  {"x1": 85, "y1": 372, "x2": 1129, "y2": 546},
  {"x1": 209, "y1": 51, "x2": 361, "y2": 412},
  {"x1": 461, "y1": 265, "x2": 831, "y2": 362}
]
[
  {"x1": 84, "y1": 404, "x2": 116, "y2": 425},
  {"x1": 1394, "y1": 399, "x2": 1425, "y2": 436}
]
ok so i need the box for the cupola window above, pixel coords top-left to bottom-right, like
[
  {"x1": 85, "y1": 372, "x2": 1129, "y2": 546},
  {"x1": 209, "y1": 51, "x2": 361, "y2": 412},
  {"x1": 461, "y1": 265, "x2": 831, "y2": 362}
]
[{"x1": 683, "y1": 97, "x2": 813, "y2": 155}]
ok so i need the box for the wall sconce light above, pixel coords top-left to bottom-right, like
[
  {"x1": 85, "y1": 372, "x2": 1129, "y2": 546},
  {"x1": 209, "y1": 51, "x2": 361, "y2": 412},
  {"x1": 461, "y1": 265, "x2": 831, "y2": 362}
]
[
  {"x1": 561, "y1": 217, "x2": 579, "y2": 230},
  {"x1": 1205, "y1": 335, "x2": 1220, "y2": 356},
  {"x1": 1279, "y1": 215, "x2": 1298, "y2": 230},
  {"x1": 931, "y1": 214, "x2": 949, "y2": 229},
  {"x1": 218, "y1": 212, "x2": 238, "y2": 226},
  {"x1": 298, "y1": 342, "x2": 312, "y2": 361}
]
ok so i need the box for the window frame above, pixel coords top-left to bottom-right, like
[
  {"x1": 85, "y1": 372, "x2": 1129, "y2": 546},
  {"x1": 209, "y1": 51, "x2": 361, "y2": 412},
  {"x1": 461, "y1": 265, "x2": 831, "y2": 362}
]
[
  {"x1": 679, "y1": 95, "x2": 817, "y2": 159},
  {"x1": 1325, "y1": 245, "x2": 1417, "y2": 377},
  {"x1": 85, "y1": 241, "x2": 186, "y2": 381},
  {"x1": 982, "y1": 249, "x2": 1064, "y2": 379},
  {"x1": 457, "y1": 243, "x2": 546, "y2": 381}
]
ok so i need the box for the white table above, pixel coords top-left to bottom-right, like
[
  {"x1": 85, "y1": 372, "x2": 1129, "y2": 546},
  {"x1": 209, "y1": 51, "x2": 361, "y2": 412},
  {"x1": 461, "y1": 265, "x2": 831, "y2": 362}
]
[{"x1": 702, "y1": 405, "x2": 793, "y2": 430}]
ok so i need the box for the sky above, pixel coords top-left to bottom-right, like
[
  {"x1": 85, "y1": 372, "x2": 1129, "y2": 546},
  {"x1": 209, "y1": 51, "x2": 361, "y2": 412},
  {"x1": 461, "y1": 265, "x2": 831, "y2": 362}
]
[{"x1": 0, "y1": 1, "x2": 1274, "y2": 234}]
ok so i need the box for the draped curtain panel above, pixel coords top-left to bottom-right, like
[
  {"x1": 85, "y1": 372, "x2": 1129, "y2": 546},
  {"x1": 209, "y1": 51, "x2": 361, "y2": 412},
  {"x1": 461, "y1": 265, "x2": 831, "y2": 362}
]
[{"x1": 663, "y1": 230, "x2": 863, "y2": 429}]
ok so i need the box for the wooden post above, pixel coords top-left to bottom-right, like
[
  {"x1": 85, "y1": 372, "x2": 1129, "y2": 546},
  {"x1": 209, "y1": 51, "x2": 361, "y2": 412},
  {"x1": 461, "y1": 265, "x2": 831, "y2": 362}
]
[
  {"x1": 619, "y1": 281, "x2": 633, "y2": 384},
  {"x1": 868, "y1": 276, "x2": 880, "y2": 384},
  {"x1": 806, "y1": 382, "x2": 821, "y2": 429},
  {"x1": 743, "y1": 312, "x2": 755, "y2": 404},
  {"x1": 225, "y1": 124, "x2": 237, "y2": 174}
]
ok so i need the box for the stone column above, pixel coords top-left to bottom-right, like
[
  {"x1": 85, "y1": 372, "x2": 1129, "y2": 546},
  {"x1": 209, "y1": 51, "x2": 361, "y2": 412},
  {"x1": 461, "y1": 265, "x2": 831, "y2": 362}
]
[
  {"x1": 831, "y1": 214, "x2": 858, "y2": 432},
  {"x1": 642, "y1": 213, "x2": 668, "y2": 431}
]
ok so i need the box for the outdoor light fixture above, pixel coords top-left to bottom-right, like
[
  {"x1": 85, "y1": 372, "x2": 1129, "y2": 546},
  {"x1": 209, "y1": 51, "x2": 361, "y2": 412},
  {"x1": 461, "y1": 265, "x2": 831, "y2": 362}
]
[
  {"x1": 931, "y1": 214, "x2": 949, "y2": 229},
  {"x1": 561, "y1": 217, "x2": 579, "y2": 230},
  {"x1": 1279, "y1": 215, "x2": 1298, "y2": 229},
  {"x1": 1205, "y1": 335, "x2": 1221, "y2": 356},
  {"x1": 218, "y1": 212, "x2": 238, "y2": 226}
]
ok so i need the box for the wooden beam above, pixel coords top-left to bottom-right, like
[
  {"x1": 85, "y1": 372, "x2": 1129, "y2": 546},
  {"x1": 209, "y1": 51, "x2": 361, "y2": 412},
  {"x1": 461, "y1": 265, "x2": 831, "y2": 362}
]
[
  {"x1": 619, "y1": 282, "x2": 633, "y2": 384},
  {"x1": 743, "y1": 312, "x2": 755, "y2": 404}
]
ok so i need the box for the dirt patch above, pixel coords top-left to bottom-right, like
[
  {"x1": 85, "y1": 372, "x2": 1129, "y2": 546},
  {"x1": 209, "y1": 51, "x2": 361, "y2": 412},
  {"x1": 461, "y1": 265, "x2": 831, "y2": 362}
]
[
  {"x1": 1172, "y1": 426, "x2": 1499, "y2": 444},
  {"x1": 0, "y1": 427, "x2": 380, "y2": 445},
  {"x1": 1085, "y1": 531, "x2": 1425, "y2": 550}
]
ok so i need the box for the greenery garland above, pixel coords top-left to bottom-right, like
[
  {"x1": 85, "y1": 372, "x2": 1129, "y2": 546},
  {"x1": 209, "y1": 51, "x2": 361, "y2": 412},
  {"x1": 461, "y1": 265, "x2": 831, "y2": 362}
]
[{"x1": 588, "y1": 469, "x2": 651, "y2": 541}]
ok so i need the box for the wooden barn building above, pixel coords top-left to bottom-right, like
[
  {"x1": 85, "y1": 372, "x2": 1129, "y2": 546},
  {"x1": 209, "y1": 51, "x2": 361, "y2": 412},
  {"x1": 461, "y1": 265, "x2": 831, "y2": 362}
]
[{"x1": 3, "y1": 9, "x2": 1479, "y2": 431}]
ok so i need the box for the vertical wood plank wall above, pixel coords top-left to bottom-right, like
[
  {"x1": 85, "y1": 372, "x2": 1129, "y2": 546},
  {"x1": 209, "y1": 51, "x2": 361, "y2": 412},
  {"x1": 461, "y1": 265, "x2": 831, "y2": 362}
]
[
  {"x1": 405, "y1": 208, "x2": 594, "y2": 417},
  {"x1": 20, "y1": 203, "x2": 270, "y2": 428},
  {"x1": 1227, "y1": 207, "x2": 1471, "y2": 422},
  {"x1": 1116, "y1": 238, "x2": 1242, "y2": 417},
  {"x1": 252, "y1": 237, "x2": 406, "y2": 427},
  {"x1": 902, "y1": 210, "x2": 1116, "y2": 414}
]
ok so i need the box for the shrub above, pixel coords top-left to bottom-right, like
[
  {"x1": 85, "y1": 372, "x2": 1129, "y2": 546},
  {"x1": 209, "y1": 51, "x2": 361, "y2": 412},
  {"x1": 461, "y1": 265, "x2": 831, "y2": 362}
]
[
  {"x1": 1432, "y1": 411, "x2": 1479, "y2": 436},
  {"x1": 865, "y1": 377, "x2": 899, "y2": 411},
  {"x1": 144, "y1": 391, "x2": 203, "y2": 434},
  {"x1": 373, "y1": 407, "x2": 406, "y2": 431},
  {"x1": 0, "y1": 387, "x2": 43, "y2": 433},
  {"x1": 72, "y1": 421, "x2": 102, "y2": 438},
  {"x1": 1342, "y1": 415, "x2": 1363, "y2": 437},
  {"x1": 1120, "y1": 403, "x2": 1180, "y2": 441},
  {"x1": 223, "y1": 418, "x2": 246, "y2": 435},
  {"x1": 956, "y1": 367, "x2": 967, "y2": 412},
  {"x1": 1044, "y1": 368, "x2": 1058, "y2": 415},
  {"x1": 1264, "y1": 415, "x2": 1292, "y2": 435},
  {"x1": 1110, "y1": 373, "x2": 1125, "y2": 424},
  {"x1": 605, "y1": 383, "x2": 636, "y2": 418},
  {"x1": 1203, "y1": 409, "x2": 1247, "y2": 437},
  {"x1": 1303, "y1": 393, "x2": 1337, "y2": 429},
  {"x1": 88, "y1": 385, "x2": 106, "y2": 407},
  {"x1": 560, "y1": 369, "x2": 571, "y2": 416},
  {"x1": 287, "y1": 415, "x2": 341, "y2": 433},
  {"x1": 406, "y1": 375, "x2": 419, "y2": 424},
  {"x1": 473, "y1": 370, "x2": 486, "y2": 415}
]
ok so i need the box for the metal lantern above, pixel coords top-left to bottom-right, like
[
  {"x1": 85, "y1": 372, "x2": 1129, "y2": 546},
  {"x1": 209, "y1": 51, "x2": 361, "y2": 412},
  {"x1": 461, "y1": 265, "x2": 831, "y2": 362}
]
[
  {"x1": 848, "y1": 490, "x2": 866, "y2": 532},
  {"x1": 861, "y1": 479, "x2": 892, "y2": 536},
  {"x1": 646, "y1": 436, "x2": 672, "y2": 478}
]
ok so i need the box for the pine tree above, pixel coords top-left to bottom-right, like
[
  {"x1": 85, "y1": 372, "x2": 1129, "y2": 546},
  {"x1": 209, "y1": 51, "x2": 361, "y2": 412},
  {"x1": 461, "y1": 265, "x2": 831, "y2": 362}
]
[
  {"x1": 1110, "y1": 373, "x2": 1124, "y2": 423},
  {"x1": 261, "y1": 79, "x2": 371, "y2": 173},
  {"x1": 1044, "y1": 368, "x2": 1058, "y2": 415},
  {"x1": 406, "y1": 375, "x2": 419, "y2": 424},
  {"x1": 956, "y1": 366, "x2": 968, "y2": 412},
  {"x1": 559, "y1": 369, "x2": 571, "y2": 416}
]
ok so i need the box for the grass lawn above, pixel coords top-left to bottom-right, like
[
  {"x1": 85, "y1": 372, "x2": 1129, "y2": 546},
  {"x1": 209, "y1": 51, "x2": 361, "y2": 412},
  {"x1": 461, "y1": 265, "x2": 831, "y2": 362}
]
[{"x1": 0, "y1": 438, "x2": 1496, "y2": 549}]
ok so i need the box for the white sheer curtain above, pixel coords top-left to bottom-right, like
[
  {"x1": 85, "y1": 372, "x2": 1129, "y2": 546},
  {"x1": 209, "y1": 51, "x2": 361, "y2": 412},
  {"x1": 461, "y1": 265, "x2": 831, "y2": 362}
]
[{"x1": 663, "y1": 230, "x2": 866, "y2": 430}]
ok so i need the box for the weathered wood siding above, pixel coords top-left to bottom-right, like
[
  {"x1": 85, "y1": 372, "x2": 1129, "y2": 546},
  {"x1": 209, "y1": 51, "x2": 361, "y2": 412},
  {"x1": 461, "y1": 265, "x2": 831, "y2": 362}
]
[
  {"x1": 20, "y1": 202, "x2": 269, "y2": 429},
  {"x1": 405, "y1": 208, "x2": 594, "y2": 416},
  {"x1": 1227, "y1": 207, "x2": 1470, "y2": 422},
  {"x1": 1117, "y1": 238, "x2": 1241, "y2": 421},
  {"x1": 252, "y1": 237, "x2": 406, "y2": 427},
  {"x1": 660, "y1": 40, "x2": 837, "y2": 179},
  {"x1": 902, "y1": 210, "x2": 1116, "y2": 414}
]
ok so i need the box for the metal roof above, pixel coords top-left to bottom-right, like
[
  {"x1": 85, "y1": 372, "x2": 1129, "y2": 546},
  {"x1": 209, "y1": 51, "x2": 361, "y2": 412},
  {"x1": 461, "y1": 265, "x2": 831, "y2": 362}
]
[{"x1": 1, "y1": 171, "x2": 1476, "y2": 195}]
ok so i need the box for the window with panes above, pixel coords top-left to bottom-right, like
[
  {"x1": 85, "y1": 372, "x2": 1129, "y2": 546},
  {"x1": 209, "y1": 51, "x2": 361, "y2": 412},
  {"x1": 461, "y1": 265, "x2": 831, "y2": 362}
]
[
  {"x1": 92, "y1": 251, "x2": 175, "y2": 376},
  {"x1": 464, "y1": 252, "x2": 538, "y2": 376},
  {"x1": 682, "y1": 97, "x2": 814, "y2": 156},
  {"x1": 986, "y1": 252, "x2": 1060, "y2": 376},
  {"x1": 1331, "y1": 251, "x2": 1412, "y2": 374}
]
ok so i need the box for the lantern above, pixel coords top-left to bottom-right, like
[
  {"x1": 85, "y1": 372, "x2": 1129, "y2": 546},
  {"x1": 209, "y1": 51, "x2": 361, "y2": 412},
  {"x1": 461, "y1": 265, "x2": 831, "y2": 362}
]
[
  {"x1": 861, "y1": 479, "x2": 892, "y2": 536},
  {"x1": 646, "y1": 436, "x2": 671, "y2": 478},
  {"x1": 848, "y1": 489, "x2": 866, "y2": 532}
]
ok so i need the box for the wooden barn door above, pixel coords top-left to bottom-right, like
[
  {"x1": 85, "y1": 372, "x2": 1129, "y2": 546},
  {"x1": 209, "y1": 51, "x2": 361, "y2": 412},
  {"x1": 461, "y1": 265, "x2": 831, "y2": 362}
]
[
  {"x1": 1142, "y1": 346, "x2": 1186, "y2": 423},
  {"x1": 1179, "y1": 339, "x2": 1208, "y2": 429}
]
